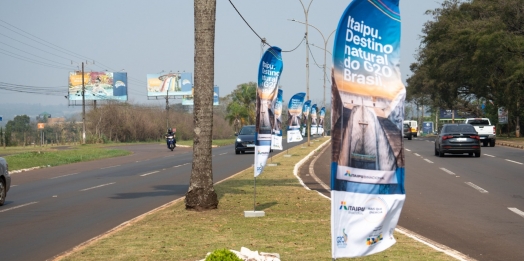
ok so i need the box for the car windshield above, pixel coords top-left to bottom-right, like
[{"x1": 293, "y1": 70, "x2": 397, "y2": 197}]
[
  {"x1": 239, "y1": 126, "x2": 255, "y2": 135},
  {"x1": 444, "y1": 125, "x2": 476, "y2": 133},
  {"x1": 467, "y1": 120, "x2": 490, "y2": 125}
]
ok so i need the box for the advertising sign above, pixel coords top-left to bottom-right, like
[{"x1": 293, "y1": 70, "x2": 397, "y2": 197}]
[
  {"x1": 422, "y1": 121, "x2": 434, "y2": 134},
  {"x1": 287, "y1": 92, "x2": 306, "y2": 142},
  {"x1": 181, "y1": 86, "x2": 219, "y2": 106},
  {"x1": 498, "y1": 107, "x2": 508, "y2": 124},
  {"x1": 255, "y1": 46, "x2": 283, "y2": 177},
  {"x1": 146, "y1": 72, "x2": 193, "y2": 97},
  {"x1": 318, "y1": 107, "x2": 326, "y2": 135},
  {"x1": 68, "y1": 72, "x2": 128, "y2": 101},
  {"x1": 301, "y1": 100, "x2": 311, "y2": 136},
  {"x1": 271, "y1": 89, "x2": 283, "y2": 150},
  {"x1": 310, "y1": 104, "x2": 318, "y2": 135},
  {"x1": 331, "y1": 0, "x2": 406, "y2": 258}
]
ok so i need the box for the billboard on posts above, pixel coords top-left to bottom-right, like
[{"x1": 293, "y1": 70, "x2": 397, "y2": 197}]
[
  {"x1": 146, "y1": 72, "x2": 193, "y2": 97},
  {"x1": 181, "y1": 86, "x2": 219, "y2": 106},
  {"x1": 68, "y1": 72, "x2": 128, "y2": 101}
]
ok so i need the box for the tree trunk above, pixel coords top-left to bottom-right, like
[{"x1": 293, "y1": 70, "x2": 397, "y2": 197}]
[{"x1": 185, "y1": 0, "x2": 218, "y2": 211}]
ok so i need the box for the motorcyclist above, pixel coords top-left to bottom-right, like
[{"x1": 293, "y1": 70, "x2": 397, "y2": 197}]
[{"x1": 165, "y1": 128, "x2": 176, "y2": 148}]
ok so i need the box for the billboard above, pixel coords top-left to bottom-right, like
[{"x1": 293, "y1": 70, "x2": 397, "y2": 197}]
[
  {"x1": 146, "y1": 72, "x2": 193, "y2": 97},
  {"x1": 498, "y1": 107, "x2": 508, "y2": 124},
  {"x1": 181, "y1": 86, "x2": 219, "y2": 106},
  {"x1": 68, "y1": 72, "x2": 128, "y2": 101}
]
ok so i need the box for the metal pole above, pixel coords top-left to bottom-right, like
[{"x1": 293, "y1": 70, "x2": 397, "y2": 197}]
[
  {"x1": 253, "y1": 177, "x2": 257, "y2": 211},
  {"x1": 82, "y1": 62, "x2": 86, "y2": 144},
  {"x1": 299, "y1": 0, "x2": 313, "y2": 147}
]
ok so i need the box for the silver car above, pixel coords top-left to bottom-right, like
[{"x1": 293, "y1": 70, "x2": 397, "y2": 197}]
[{"x1": 0, "y1": 157, "x2": 11, "y2": 206}]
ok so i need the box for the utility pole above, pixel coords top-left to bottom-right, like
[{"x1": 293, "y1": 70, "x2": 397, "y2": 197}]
[
  {"x1": 166, "y1": 89, "x2": 169, "y2": 129},
  {"x1": 82, "y1": 62, "x2": 86, "y2": 144}
]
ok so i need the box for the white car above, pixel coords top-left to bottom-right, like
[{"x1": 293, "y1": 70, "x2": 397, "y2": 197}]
[{"x1": 0, "y1": 157, "x2": 11, "y2": 206}]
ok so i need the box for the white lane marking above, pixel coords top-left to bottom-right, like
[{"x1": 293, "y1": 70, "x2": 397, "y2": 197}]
[
  {"x1": 80, "y1": 182, "x2": 115, "y2": 191},
  {"x1": 505, "y1": 159, "x2": 523, "y2": 165},
  {"x1": 219, "y1": 152, "x2": 227, "y2": 155},
  {"x1": 440, "y1": 168, "x2": 455, "y2": 175},
  {"x1": 508, "y1": 208, "x2": 524, "y2": 219},
  {"x1": 140, "y1": 171, "x2": 160, "y2": 177},
  {"x1": 405, "y1": 148, "x2": 411, "y2": 152},
  {"x1": 484, "y1": 154, "x2": 495, "y2": 157},
  {"x1": 11, "y1": 185, "x2": 18, "y2": 187},
  {"x1": 101, "y1": 165, "x2": 120, "y2": 169},
  {"x1": 414, "y1": 153, "x2": 421, "y2": 157},
  {"x1": 424, "y1": 159, "x2": 434, "y2": 163},
  {"x1": 465, "y1": 182, "x2": 489, "y2": 193},
  {"x1": 0, "y1": 202, "x2": 38, "y2": 213},
  {"x1": 50, "y1": 173, "x2": 79, "y2": 179}
]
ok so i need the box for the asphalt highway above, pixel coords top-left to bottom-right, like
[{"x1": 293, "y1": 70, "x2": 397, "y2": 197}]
[
  {"x1": 0, "y1": 140, "x2": 306, "y2": 261},
  {"x1": 299, "y1": 137, "x2": 524, "y2": 261}
]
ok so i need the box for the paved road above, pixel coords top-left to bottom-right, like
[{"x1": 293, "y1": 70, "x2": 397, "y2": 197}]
[
  {"x1": 1, "y1": 140, "x2": 308, "y2": 261},
  {"x1": 300, "y1": 138, "x2": 524, "y2": 261}
]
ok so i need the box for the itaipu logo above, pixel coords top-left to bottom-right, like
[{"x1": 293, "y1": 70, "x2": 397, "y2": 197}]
[
  {"x1": 339, "y1": 201, "x2": 366, "y2": 212},
  {"x1": 366, "y1": 234, "x2": 384, "y2": 246},
  {"x1": 115, "y1": 80, "x2": 126, "y2": 87},
  {"x1": 344, "y1": 170, "x2": 351, "y2": 176},
  {"x1": 336, "y1": 229, "x2": 348, "y2": 248},
  {"x1": 256, "y1": 163, "x2": 265, "y2": 172},
  {"x1": 257, "y1": 150, "x2": 269, "y2": 155}
]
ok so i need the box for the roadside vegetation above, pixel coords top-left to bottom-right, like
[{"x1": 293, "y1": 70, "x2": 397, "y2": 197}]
[{"x1": 56, "y1": 137, "x2": 456, "y2": 261}]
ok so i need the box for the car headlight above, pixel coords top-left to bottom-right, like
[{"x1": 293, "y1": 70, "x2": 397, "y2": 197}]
[{"x1": 236, "y1": 138, "x2": 242, "y2": 142}]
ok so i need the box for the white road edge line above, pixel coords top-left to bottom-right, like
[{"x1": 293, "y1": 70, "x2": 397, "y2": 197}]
[
  {"x1": 414, "y1": 153, "x2": 420, "y2": 156},
  {"x1": 483, "y1": 154, "x2": 495, "y2": 157},
  {"x1": 465, "y1": 182, "x2": 489, "y2": 193},
  {"x1": 219, "y1": 152, "x2": 227, "y2": 155},
  {"x1": 440, "y1": 168, "x2": 456, "y2": 175},
  {"x1": 508, "y1": 208, "x2": 524, "y2": 219},
  {"x1": 505, "y1": 159, "x2": 523, "y2": 165},
  {"x1": 140, "y1": 171, "x2": 160, "y2": 177},
  {"x1": 424, "y1": 159, "x2": 434, "y2": 163},
  {"x1": 50, "y1": 173, "x2": 79, "y2": 179},
  {"x1": 80, "y1": 182, "x2": 115, "y2": 192},
  {"x1": 101, "y1": 165, "x2": 120, "y2": 169},
  {"x1": 0, "y1": 201, "x2": 38, "y2": 213}
]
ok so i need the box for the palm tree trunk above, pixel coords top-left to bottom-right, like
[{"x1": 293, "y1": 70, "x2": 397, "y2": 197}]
[{"x1": 185, "y1": 0, "x2": 218, "y2": 210}]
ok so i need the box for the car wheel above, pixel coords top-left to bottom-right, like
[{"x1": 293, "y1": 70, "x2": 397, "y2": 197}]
[
  {"x1": 235, "y1": 149, "x2": 240, "y2": 155},
  {"x1": 408, "y1": 135, "x2": 412, "y2": 140},
  {"x1": 490, "y1": 140, "x2": 495, "y2": 147},
  {"x1": 0, "y1": 180, "x2": 5, "y2": 206},
  {"x1": 475, "y1": 152, "x2": 481, "y2": 157},
  {"x1": 438, "y1": 148, "x2": 445, "y2": 157},
  {"x1": 434, "y1": 146, "x2": 439, "y2": 156},
  {"x1": 483, "y1": 141, "x2": 488, "y2": 147}
]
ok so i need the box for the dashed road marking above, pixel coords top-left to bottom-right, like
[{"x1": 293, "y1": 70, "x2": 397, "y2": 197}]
[
  {"x1": 140, "y1": 171, "x2": 160, "y2": 177},
  {"x1": 414, "y1": 153, "x2": 421, "y2": 157},
  {"x1": 219, "y1": 152, "x2": 227, "y2": 155},
  {"x1": 80, "y1": 182, "x2": 115, "y2": 192},
  {"x1": 50, "y1": 173, "x2": 79, "y2": 179},
  {"x1": 424, "y1": 159, "x2": 434, "y2": 163},
  {"x1": 505, "y1": 159, "x2": 523, "y2": 165},
  {"x1": 508, "y1": 208, "x2": 524, "y2": 219},
  {"x1": 101, "y1": 165, "x2": 120, "y2": 169},
  {"x1": 0, "y1": 202, "x2": 38, "y2": 213},
  {"x1": 465, "y1": 182, "x2": 488, "y2": 193},
  {"x1": 405, "y1": 149, "x2": 411, "y2": 152},
  {"x1": 440, "y1": 168, "x2": 455, "y2": 175},
  {"x1": 484, "y1": 154, "x2": 495, "y2": 157}
]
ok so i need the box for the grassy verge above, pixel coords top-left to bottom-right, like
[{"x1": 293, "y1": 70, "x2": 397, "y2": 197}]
[
  {"x1": 5, "y1": 146, "x2": 131, "y2": 171},
  {"x1": 56, "y1": 137, "x2": 456, "y2": 261}
]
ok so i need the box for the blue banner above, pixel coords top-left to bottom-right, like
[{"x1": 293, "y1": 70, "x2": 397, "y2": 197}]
[
  {"x1": 318, "y1": 107, "x2": 326, "y2": 135},
  {"x1": 301, "y1": 100, "x2": 311, "y2": 136},
  {"x1": 331, "y1": 0, "x2": 406, "y2": 258},
  {"x1": 271, "y1": 89, "x2": 283, "y2": 150},
  {"x1": 310, "y1": 104, "x2": 318, "y2": 135},
  {"x1": 286, "y1": 92, "x2": 306, "y2": 142},
  {"x1": 255, "y1": 46, "x2": 283, "y2": 177}
]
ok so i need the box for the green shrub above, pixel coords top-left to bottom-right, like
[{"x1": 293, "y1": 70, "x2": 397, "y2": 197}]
[{"x1": 205, "y1": 248, "x2": 243, "y2": 261}]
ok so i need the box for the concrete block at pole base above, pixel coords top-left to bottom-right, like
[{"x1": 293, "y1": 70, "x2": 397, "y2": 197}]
[
  {"x1": 284, "y1": 154, "x2": 292, "y2": 157},
  {"x1": 244, "y1": 210, "x2": 265, "y2": 218},
  {"x1": 267, "y1": 163, "x2": 277, "y2": 166}
]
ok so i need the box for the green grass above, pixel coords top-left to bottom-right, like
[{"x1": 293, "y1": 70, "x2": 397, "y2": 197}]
[
  {"x1": 5, "y1": 146, "x2": 131, "y2": 171},
  {"x1": 56, "y1": 137, "x2": 457, "y2": 261}
]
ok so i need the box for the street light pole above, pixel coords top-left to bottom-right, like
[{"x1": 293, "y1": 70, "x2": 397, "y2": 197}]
[
  {"x1": 298, "y1": 0, "x2": 313, "y2": 146},
  {"x1": 82, "y1": 62, "x2": 86, "y2": 145}
]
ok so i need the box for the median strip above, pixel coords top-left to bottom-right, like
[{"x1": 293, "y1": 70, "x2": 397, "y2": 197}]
[{"x1": 80, "y1": 182, "x2": 115, "y2": 192}]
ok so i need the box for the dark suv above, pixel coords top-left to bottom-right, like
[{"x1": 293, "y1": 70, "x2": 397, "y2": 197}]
[
  {"x1": 403, "y1": 123, "x2": 412, "y2": 140},
  {"x1": 235, "y1": 125, "x2": 256, "y2": 154},
  {"x1": 0, "y1": 157, "x2": 11, "y2": 206}
]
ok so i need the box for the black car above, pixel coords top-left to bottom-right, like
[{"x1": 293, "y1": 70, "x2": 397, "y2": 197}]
[
  {"x1": 235, "y1": 125, "x2": 256, "y2": 154},
  {"x1": 0, "y1": 157, "x2": 11, "y2": 206},
  {"x1": 403, "y1": 123, "x2": 412, "y2": 140},
  {"x1": 434, "y1": 124, "x2": 481, "y2": 157}
]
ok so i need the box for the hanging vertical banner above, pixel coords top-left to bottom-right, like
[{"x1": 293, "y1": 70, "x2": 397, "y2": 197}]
[
  {"x1": 255, "y1": 46, "x2": 283, "y2": 177},
  {"x1": 301, "y1": 100, "x2": 311, "y2": 136},
  {"x1": 271, "y1": 89, "x2": 284, "y2": 150},
  {"x1": 287, "y1": 92, "x2": 306, "y2": 142},
  {"x1": 310, "y1": 104, "x2": 318, "y2": 135},
  {"x1": 318, "y1": 107, "x2": 326, "y2": 135},
  {"x1": 331, "y1": 0, "x2": 406, "y2": 258}
]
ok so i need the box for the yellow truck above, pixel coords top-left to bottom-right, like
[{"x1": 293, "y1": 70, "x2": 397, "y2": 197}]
[{"x1": 403, "y1": 120, "x2": 418, "y2": 137}]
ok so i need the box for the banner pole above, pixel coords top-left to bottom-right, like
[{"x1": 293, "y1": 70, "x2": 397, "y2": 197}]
[{"x1": 253, "y1": 177, "x2": 257, "y2": 211}]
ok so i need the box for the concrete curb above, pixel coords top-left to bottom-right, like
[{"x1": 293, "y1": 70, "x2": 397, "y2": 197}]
[{"x1": 496, "y1": 141, "x2": 524, "y2": 149}]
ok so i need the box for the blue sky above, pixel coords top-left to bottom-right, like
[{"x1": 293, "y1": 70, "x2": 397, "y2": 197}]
[{"x1": 0, "y1": 0, "x2": 442, "y2": 109}]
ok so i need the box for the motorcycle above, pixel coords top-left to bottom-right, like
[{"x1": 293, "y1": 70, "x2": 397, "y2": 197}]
[{"x1": 166, "y1": 135, "x2": 176, "y2": 151}]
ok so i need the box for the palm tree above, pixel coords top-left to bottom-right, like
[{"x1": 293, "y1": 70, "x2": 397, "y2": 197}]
[{"x1": 185, "y1": 0, "x2": 218, "y2": 210}]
